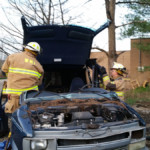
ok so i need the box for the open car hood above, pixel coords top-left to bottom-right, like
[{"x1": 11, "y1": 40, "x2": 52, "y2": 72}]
[{"x1": 21, "y1": 16, "x2": 111, "y2": 71}]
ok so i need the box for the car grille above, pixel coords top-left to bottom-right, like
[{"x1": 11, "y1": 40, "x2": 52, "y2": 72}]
[{"x1": 57, "y1": 132, "x2": 129, "y2": 146}]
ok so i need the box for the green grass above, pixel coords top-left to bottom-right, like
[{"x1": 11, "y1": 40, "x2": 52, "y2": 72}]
[{"x1": 125, "y1": 86, "x2": 150, "y2": 105}]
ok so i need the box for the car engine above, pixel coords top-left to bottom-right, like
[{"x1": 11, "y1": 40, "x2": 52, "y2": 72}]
[{"x1": 28, "y1": 99, "x2": 134, "y2": 129}]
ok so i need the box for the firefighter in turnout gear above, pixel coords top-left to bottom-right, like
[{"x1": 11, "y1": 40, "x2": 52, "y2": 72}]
[
  {"x1": 1, "y1": 42, "x2": 44, "y2": 113},
  {"x1": 97, "y1": 62, "x2": 131, "y2": 101}
]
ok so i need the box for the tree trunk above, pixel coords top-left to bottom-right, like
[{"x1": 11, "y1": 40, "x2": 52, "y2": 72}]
[
  {"x1": 108, "y1": 20, "x2": 117, "y2": 68},
  {"x1": 105, "y1": 0, "x2": 117, "y2": 69}
]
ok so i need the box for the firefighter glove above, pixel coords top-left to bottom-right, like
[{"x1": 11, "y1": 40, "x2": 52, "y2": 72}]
[
  {"x1": 100, "y1": 66, "x2": 107, "y2": 75},
  {"x1": 95, "y1": 64, "x2": 107, "y2": 75}
]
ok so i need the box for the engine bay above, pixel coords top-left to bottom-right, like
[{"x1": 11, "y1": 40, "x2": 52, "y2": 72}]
[{"x1": 28, "y1": 98, "x2": 134, "y2": 129}]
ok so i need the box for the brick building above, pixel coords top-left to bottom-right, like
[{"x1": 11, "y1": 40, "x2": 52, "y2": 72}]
[{"x1": 130, "y1": 38, "x2": 150, "y2": 85}]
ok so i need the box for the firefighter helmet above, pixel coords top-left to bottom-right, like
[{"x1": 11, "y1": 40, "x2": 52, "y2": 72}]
[
  {"x1": 24, "y1": 42, "x2": 41, "y2": 54},
  {"x1": 111, "y1": 62, "x2": 127, "y2": 75}
]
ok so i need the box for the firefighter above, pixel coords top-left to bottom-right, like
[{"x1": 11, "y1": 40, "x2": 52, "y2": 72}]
[
  {"x1": 1, "y1": 42, "x2": 44, "y2": 114},
  {"x1": 98, "y1": 62, "x2": 131, "y2": 101}
]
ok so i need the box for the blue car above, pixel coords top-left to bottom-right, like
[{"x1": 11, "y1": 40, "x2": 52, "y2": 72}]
[
  {"x1": 2, "y1": 16, "x2": 149, "y2": 150},
  {"x1": 10, "y1": 89, "x2": 148, "y2": 150}
]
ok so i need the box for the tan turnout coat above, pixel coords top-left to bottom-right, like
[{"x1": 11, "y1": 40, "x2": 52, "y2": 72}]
[{"x1": 1, "y1": 51, "x2": 44, "y2": 113}]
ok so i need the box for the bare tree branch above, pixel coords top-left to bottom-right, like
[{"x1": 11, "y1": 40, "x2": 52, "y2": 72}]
[
  {"x1": 47, "y1": 0, "x2": 52, "y2": 24},
  {"x1": 0, "y1": 47, "x2": 9, "y2": 56},
  {"x1": 0, "y1": 38, "x2": 21, "y2": 52},
  {"x1": 116, "y1": 51, "x2": 126, "y2": 57},
  {"x1": 8, "y1": 0, "x2": 43, "y2": 25},
  {"x1": 36, "y1": 0, "x2": 48, "y2": 24},
  {"x1": 0, "y1": 25, "x2": 22, "y2": 39},
  {"x1": 0, "y1": 0, "x2": 88, "y2": 55},
  {"x1": 28, "y1": 0, "x2": 44, "y2": 24},
  {"x1": 116, "y1": 20, "x2": 147, "y2": 28},
  {"x1": 59, "y1": 0, "x2": 65, "y2": 25},
  {"x1": 92, "y1": 47, "x2": 109, "y2": 57},
  {"x1": 1, "y1": 8, "x2": 22, "y2": 34}
]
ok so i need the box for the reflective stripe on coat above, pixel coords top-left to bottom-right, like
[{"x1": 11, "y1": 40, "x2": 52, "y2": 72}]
[{"x1": 2, "y1": 85, "x2": 38, "y2": 95}]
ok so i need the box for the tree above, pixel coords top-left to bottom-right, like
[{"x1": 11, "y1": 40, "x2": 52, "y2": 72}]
[
  {"x1": 0, "y1": 0, "x2": 79, "y2": 56},
  {"x1": 105, "y1": 0, "x2": 117, "y2": 68},
  {"x1": 92, "y1": 0, "x2": 125, "y2": 69},
  {"x1": 119, "y1": 0, "x2": 150, "y2": 54},
  {"x1": 118, "y1": 0, "x2": 150, "y2": 37}
]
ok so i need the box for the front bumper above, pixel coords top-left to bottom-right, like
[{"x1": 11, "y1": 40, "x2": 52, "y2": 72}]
[{"x1": 22, "y1": 122, "x2": 148, "y2": 150}]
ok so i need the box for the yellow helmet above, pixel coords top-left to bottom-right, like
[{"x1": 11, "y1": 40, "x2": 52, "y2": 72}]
[
  {"x1": 24, "y1": 42, "x2": 41, "y2": 54},
  {"x1": 111, "y1": 62, "x2": 126, "y2": 75}
]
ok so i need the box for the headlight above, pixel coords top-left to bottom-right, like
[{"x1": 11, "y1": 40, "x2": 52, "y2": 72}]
[
  {"x1": 128, "y1": 140, "x2": 146, "y2": 150},
  {"x1": 31, "y1": 139, "x2": 47, "y2": 150}
]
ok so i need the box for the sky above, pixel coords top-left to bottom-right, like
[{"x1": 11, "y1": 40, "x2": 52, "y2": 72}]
[{"x1": 0, "y1": 0, "x2": 131, "y2": 53}]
